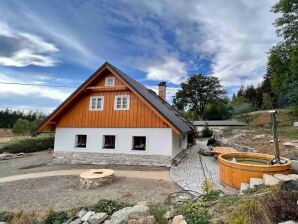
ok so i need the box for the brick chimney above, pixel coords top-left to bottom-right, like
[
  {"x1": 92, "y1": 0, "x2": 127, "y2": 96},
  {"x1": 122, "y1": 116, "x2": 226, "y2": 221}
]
[{"x1": 158, "y1": 82, "x2": 167, "y2": 100}]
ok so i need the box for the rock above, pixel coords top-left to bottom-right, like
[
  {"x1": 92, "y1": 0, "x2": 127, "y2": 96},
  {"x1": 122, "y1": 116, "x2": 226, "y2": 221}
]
[
  {"x1": 288, "y1": 174, "x2": 298, "y2": 181},
  {"x1": 291, "y1": 140, "x2": 298, "y2": 143},
  {"x1": 81, "y1": 211, "x2": 95, "y2": 222},
  {"x1": 88, "y1": 212, "x2": 108, "y2": 224},
  {"x1": 250, "y1": 178, "x2": 264, "y2": 188},
  {"x1": 70, "y1": 218, "x2": 82, "y2": 224},
  {"x1": 240, "y1": 183, "x2": 250, "y2": 194},
  {"x1": 171, "y1": 215, "x2": 187, "y2": 224},
  {"x1": 280, "y1": 180, "x2": 298, "y2": 191},
  {"x1": 103, "y1": 221, "x2": 112, "y2": 224},
  {"x1": 164, "y1": 210, "x2": 175, "y2": 220},
  {"x1": 198, "y1": 146, "x2": 214, "y2": 156},
  {"x1": 128, "y1": 216, "x2": 156, "y2": 224},
  {"x1": 111, "y1": 207, "x2": 133, "y2": 224},
  {"x1": 129, "y1": 204, "x2": 150, "y2": 219},
  {"x1": 263, "y1": 174, "x2": 280, "y2": 186},
  {"x1": 77, "y1": 209, "x2": 88, "y2": 218},
  {"x1": 274, "y1": 174, "x2": 291, "y2": 181},
  {"x1": 292, "y1": 160, "x2": 298, "y2": 172},
  {"x1": 278, "y1": 220, "x2": 298, "y2": 224},
  {"x1": 283, "y1": 142, "x2": 296, "y2": 148},
  {"x1": 252, "y1": 135, "x2": 265, "y2": 140}
]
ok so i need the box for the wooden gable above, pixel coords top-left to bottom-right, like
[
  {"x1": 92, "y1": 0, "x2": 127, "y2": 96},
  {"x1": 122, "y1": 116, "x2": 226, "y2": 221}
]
[{"x1": 38, "y1": 66, "x2": 171, "y2": 132}]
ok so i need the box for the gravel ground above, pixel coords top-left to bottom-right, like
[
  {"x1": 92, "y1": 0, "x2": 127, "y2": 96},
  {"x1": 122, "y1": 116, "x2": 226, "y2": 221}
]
[
  {"x1": 0, "y1": 151, "x2": 169, "y2": 178},
  {"x1": 0, "y1": 175, "x2": 179, "y2": 212}
]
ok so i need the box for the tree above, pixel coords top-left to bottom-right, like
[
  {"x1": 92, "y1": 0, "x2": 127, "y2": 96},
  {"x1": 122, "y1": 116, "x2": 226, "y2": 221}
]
[
  {"x1": 12, "y1": 118, "x2": 30, "y2": 136},
  {"x1": 272, "y1": 0, "x2": 298, "y2": 45},
  {"x1": 203, "y1": 98, "x2": 232, "y2": 120},
  {"x1": 173, "y1": 74, "x2": 226, "y2": 119}
]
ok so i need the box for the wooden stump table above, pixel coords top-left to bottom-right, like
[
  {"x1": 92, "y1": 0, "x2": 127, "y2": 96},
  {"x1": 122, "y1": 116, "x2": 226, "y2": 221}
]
[{"x1": 79, "y1": 169, "x2": 114, "y2": 189}]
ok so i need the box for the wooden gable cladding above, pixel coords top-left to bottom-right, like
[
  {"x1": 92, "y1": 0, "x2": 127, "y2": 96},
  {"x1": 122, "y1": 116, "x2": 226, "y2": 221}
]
[{"x1": 56, "y1": 72, "x2": 169, "y2": 128}]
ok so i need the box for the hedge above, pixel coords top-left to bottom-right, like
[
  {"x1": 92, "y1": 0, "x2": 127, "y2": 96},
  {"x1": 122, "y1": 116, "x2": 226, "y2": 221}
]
[{"x1": 0, "y1": 136, "x2": 54, "y2": 154}]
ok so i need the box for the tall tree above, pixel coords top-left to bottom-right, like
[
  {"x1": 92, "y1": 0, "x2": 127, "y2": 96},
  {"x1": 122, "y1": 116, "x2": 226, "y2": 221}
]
[{"x1": 173, "y1": 74, "x2": 226, "y2": 119}]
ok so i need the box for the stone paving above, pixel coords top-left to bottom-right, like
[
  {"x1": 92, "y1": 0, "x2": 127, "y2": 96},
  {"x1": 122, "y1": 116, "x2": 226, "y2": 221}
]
[{"x1": 171, "y1": 141, "x2": 223, "y2": 195}]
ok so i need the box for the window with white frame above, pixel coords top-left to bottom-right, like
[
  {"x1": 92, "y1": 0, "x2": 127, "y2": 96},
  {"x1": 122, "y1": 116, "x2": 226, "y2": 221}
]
[
  {"x1": 105, "y1": 77, "x2": 115, "y2": 86},
  {"x1": 75, "y1": 135, "x2": 87, "y2": 148},
  {"x1": 132, "y1": 136, "x2": 146, "y2": 151},
  {"x1": 89, "y1": 96, "x2": 104, "y2": 111},
  {"x1": 114, "y1": 95, "x2": 130, "y2": 110}
]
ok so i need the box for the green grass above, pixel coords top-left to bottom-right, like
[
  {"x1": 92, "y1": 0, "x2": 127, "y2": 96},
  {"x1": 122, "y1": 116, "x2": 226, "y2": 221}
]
[{"x1": 248, "y1": 126, "x2": 298, "y2": 140}]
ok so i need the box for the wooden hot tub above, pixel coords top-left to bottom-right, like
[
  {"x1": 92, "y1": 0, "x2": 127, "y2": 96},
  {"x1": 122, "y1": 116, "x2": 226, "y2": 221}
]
[{"x1": 218, "y1": 152, "x2": 291, "y2": 189}]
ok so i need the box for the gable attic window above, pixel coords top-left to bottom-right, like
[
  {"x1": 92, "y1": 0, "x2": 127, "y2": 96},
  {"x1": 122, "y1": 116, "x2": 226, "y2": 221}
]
[
  {"x1": 132, "y1": 136, "x2": 146, "y2": 151},
  {"x1": 103, "y1": 135, "x2": 116, "y2": 149},
  {"x1": 89, "y1": 96, "x2": 104, "y2": 111},
  {"x1": 114, "y1": 95, "x2": 130, "y2": 110},
  {"x1": 105, "y1": 77, "x2": 115, "y2": 86},
  {"x1": 75, "y1": 135, "x2": 87, "y2": 148}
]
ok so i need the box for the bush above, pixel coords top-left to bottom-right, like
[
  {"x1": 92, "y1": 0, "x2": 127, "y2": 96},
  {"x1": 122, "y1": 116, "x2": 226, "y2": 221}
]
[
  {"x1": 91, "y1": 199, "x2": 131, "y2": 215},
  {"x1": 44, "y1": 209, "x2": 69, "y2": 224},
  {"x1": 201, "y1": 124, "x2": 213, "y2": 137},
  {"x1": 0, "y1": 136, "x2": 54, "y2": 154},
  {"x1": 0, "y1": 211, "x2": 14, "y2": 222},
  {"x1": 12, "y1": 118, "x2": 30, "y2": 136},
  {"x1": 149, "y1": 204, "x2": 168, "y2": 224}
]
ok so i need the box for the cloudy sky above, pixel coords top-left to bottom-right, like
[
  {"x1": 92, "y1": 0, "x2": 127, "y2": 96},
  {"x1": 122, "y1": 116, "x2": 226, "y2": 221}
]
[{"x1": 0, "y1": 0, "x2": 279, "y2": 112}]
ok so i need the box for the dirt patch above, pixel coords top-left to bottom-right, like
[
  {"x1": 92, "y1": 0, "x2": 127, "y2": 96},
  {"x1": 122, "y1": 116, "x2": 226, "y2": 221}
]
[{"x1": 0, "y1": 175, "x2": 180, "y2": 212}]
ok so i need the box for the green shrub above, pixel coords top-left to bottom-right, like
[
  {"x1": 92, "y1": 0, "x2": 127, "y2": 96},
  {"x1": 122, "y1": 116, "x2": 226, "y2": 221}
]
[
  {"x1": 91, "y1": 199, "x2": 131, "y2": 215},
  {"x1": 0, "y1": 136, "x2": 54, "y2": 154},
  {"x1": 175, "y1": 200, "x2": 210, "y2": 224},
  {"x1": 201, "y1": 124, "x2": 213, "y2": 137},
  {"x1": 44, "y1": 210, "x2": 69, "y2": 224},
  {"x1": 12, "y1": 118, "x2": 30, "y2": 136},
  {"x1": 0, "y1": 211, "x2": 14, "y2": 222},
  {"x1": 149, "y1": 204, "x2": 168, "y2": 224}
]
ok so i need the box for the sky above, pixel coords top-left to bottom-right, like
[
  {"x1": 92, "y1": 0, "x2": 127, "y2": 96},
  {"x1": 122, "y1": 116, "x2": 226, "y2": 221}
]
[{"x1": 0, "y1": 0, "x2": 279, "y2": 113}]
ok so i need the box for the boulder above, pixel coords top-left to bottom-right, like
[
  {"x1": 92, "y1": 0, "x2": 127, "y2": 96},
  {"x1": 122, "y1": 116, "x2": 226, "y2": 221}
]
[
  {"x1": 263, "y1": 174, "x2": 280, "y2": 186},
  {"x1": 128, "y1": 216, "x2": 156, "y2": 224},
  {"x1": 292, "y1": 160, "x2": 298, "y2": 172},
  {"x1": 274, "y1": 174, "x2": 291, "y2": 181},
  {"x1": 81, "y1": 211, "x2": 95, "y2": 222},
  {"x1": 278, "y1": 220, "x2": 298, "y2": 224},
  {"x1": 288, "y1": 174, "x2": 298, "y2": 181},
  {"x1": 171, "y1": 215, "x2": 187, "y2": 224},
  {"x1": 280, "y1": 180, "x2": 298, "y2": 191},
  {"x1": 77, "y1": 209, "x2": 88, "y2": 218},
  {"x1": 240, "y1": 183, "x2": 250, "y2": 194},
  {"x1": 252, "y1": 135, "x2": 265, "y2": 140},
  {"x1": 103, "y1": 221, "x2": 112, "y2": 224},
  {"x1": 283, "y1": 142, "x2": 296, "y2": 148},
  {"x1": 164, "y1": 210, "x2": 175, "y2": 220},
  {"x1": 88, "y1": 212, "x2": 108, "y2": 224},
  {"x1": 250, "y1": 178, "x2": 264, "y2": 188},
  {"x1": 111, "y1": 207, "x2": 133, "y2": 224},
  {"x1": 70, "y1": 218, "x2": 82, "y2": 224},
  {"x1": 129, "y1": 204, "x2": 150, "y2": 219},
  {"x1": 198, "y1": 146, "x2": 214, "y2": 156}
]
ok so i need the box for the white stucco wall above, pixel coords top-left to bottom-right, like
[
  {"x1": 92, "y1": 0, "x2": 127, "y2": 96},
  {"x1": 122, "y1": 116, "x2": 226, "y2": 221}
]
[
  {"x1": 172, "y1": 132, "x2": 188, "y2": 158},
  {"x1": 54, "y1": 127, "x2": 173, "y2": 156}
]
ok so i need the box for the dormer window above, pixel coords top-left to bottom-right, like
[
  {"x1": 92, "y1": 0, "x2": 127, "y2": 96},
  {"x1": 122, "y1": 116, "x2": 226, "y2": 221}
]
[
  {"x1": 89, "y1": 96, "x2": 104, "y2": 111},
  {"x1": 105, "y1": 77, "x2": 115, "y2": 86}
]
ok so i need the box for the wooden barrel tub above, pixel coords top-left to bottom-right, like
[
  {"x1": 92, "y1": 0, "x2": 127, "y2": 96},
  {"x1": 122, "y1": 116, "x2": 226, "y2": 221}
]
[{"x1": 218, "y1": 153, "x2": 291, "y2": 189}]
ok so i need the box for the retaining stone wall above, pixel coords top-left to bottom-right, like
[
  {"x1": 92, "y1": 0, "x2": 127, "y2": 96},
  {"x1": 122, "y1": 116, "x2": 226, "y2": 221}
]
[{"x1": 53, "y1": 151, "x2": 172, "y2": 167}]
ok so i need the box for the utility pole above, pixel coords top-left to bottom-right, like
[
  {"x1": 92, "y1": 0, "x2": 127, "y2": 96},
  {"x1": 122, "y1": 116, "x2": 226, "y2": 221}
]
[{"x1": 269, "y1": 110, "x2": 281, "y2": 163}]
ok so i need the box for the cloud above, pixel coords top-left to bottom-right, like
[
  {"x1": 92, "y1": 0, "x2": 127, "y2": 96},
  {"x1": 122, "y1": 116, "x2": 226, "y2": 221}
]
[
  {"x1": 146, "y1": 57, "x2": 188, "y2": 84},
  {"x1": 0, "y1": 22, "x2": 59, "y2": 67}
]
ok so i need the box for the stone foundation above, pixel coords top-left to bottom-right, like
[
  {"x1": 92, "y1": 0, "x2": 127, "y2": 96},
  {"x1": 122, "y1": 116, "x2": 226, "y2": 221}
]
[{"x1": 53, "y1": 151, "x2": 172, "y2": 167}]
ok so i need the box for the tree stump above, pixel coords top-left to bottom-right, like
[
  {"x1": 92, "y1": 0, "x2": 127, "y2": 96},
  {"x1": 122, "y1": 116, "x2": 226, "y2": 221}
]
[{"x1": 79, "y1": 169, "x2": 114, "y2": 189}]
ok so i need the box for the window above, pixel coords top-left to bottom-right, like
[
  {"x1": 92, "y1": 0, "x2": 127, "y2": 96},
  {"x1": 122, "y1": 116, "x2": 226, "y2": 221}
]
[
  {"x1": 105, "y1": 77, "x2": 115, "y2": 86},
  {"x1": 75, "y1": 135, "x2": 87, "y2": 148},
  {"x1": 89, "y1": 96, "x2": 104, "y2": 111},
  {"x1": 132, "y1": 136, "x2": 146, "y2": 151},
  {"x1": 114, "y1": 95, "x2": 130, "y2": 110},
  {"x1": 103, "y1": 135, "x2": 116, "y2": 149}
]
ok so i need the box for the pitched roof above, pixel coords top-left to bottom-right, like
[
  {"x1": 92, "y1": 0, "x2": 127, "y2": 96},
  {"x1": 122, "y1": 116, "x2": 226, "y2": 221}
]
[
  {"x1": 38, "y1": 62, "x2": 195, "y2": 135},
  {"x1": 192, "y1": 120, "x2": 246, "y2": 126}
]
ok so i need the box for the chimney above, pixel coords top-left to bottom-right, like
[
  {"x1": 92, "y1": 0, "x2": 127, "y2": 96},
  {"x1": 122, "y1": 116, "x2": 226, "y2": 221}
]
[{"x1": 158, "y1": 82, "x2": 167, "y2": 100}]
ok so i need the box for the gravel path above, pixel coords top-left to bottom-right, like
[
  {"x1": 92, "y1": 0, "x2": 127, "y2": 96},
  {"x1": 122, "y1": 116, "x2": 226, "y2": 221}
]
[
  {"x1": 171, "y1": 141, "x2": 222, "y2": 194},
  {"x1": 0, "y1": 169, "x2": 171, "y2": 183}
]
